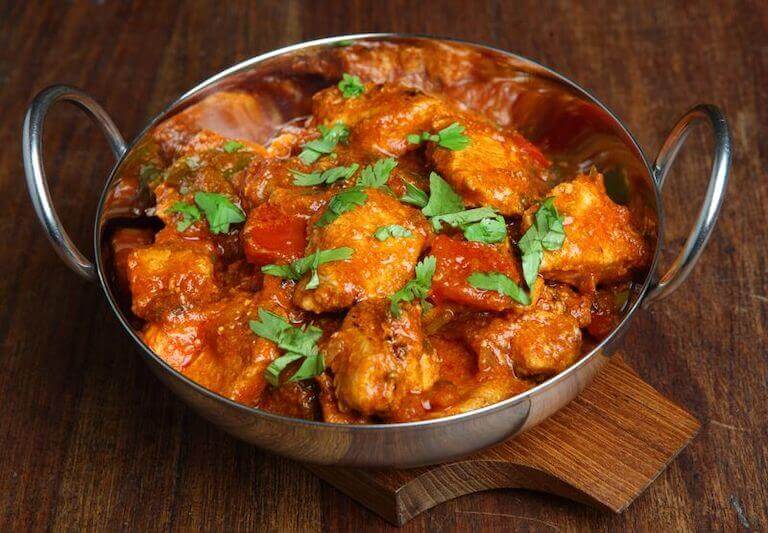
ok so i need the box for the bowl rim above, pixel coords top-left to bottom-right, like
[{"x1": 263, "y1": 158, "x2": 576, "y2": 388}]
[{"x1": 94, "y1": 32, "x2": 663, "y2": 431}]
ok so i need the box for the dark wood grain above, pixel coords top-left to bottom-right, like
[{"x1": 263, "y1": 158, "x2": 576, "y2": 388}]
[
  {"x1": 0, "y1": 1, "x2": 765, "y2": 531},
  {"x1": 308, "y1": 357, "x2": 701, "y2": 525}
]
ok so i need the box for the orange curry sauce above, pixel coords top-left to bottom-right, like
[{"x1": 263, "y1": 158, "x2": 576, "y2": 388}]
[{"x1": 110, "y1": 45, "x2": 651, "y2": 423}]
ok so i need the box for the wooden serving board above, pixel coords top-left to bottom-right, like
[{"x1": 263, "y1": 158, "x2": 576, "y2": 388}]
[{"x1": 306, "y1": 357, "x2": 700, "y2": 526}]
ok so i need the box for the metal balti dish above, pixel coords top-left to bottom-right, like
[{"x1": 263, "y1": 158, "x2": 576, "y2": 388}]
[{"x1": 22, "y1": 34, "x2": 731, "y2": 468}]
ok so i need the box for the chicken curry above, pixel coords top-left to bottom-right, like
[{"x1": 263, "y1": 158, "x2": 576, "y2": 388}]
[{"x1": 110, "y1": 48, "x2": 652, "y2": 424}]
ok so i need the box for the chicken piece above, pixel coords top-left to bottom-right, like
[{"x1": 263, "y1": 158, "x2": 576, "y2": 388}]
[
  {"x1": 312, "y1": 84, "x2": 449, "y2": 157},
  {"x1": 153, "y1": 91, "x2": 278, "y2": 161},
  {"x1": 430, "y1": 235, "x2": 527, "y2": 312},
  {"x1": 294, "y1": 188, "x2": 430, "y2": 312},
  {"x1": 127, "y1": 239, "x2": 221, "y2": 322},
  {"x1": 401, "y1": 335, "x2": 532, "y2": 420},
  {"x1": 142, "y1": 277, "x2": 299, "y2": 406},
  {"x1": 323, "y1": 300, "x2": 438, "y2": 418},
  {"x1": 316, "y1": 373, "x2": 371, "y2": 424},
  {"x1": 524, "y1": 173, "x2": 650, "y2": 289},
  {"x1": 428, "y1": 115, "x2": 550, "y2": 215},
  {"x1": 461, "y1": 284, "x2": 590, "y2": 378}
]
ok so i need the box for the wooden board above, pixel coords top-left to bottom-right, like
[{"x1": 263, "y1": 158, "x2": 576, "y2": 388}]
[{"x1": 307, "y1": 357, "x2": 700, "y2": 526}]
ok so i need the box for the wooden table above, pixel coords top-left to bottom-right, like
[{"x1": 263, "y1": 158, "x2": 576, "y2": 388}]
[{"x1": 1, "y1": 1, "x2": 765, "y2": 530}]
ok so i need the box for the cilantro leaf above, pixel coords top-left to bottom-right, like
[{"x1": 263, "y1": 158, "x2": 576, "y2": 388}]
[
  {"x1": 168, "y1": 201, "x2": 202, "y2": 232},
  {"x1": 421, "y1": 172, "x2": 464, "y2": 217},
  {"x1": 463, "y1": 216, "x2": 507, "y2": 244},
  {"x1": 357, "y1": 158, "x2": 397, "y2": 188},
  {"x1": 518, "y1": 197, "x2": 566, "y2": 287},
  {"x1": 467, "y1": 272, "x2": 531, "y2": 305},
  {"x1": 249, "y1": 308, "x2": 324, "y2": 386},
  {"x1": 222, "y1": 140, "x2": 244, "y2": 153},
  {"x1": 290, "y1": 163, "x2": 359, "y2": 186},
  {"x1": 193, "y1": 192, "x2": 246, "y2": 234},
  {"x1": 262, "y1": 247, "x2": 354, "y2": 287},
  {"x1": 390, "y1": 256, "x2": 436, "y2": 316},
  {"x1": 299, "y1": 123, "x2": 350, "y2": 164},
  {"x1": 430, "y1": 206, "x2": 497, "y2": 231},
  {"x1": 434, "y1": 122, "x2": 471, "y2": 150},
  {"x1": 338, "y1": 73, "x2": 365, "y2": 98},
  {"x1": 374, "y1": 225, "x2": 413, "y2": 241},
  {"x1": 400, "y1": 180, "x2": 429, "y2": 208},
  {"x1": 407, "y1": 122, "x2": 470, "y2": 151},
  {"x1": 315, "y1": 188, "x2": 368, "y2": 227}
]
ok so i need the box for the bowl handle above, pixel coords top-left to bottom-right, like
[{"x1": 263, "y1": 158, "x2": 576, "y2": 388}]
[
  {"x1": 22, "y1": 85, "x2": 127, "y2": 282},
  {"x1": 642, "y1": 104, "x2": 731, "y2": 306}
]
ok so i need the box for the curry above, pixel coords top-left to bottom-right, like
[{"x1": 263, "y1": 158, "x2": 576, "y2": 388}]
[{"x1": 110, "y1": 51, "x2": 652, "y2": 424}]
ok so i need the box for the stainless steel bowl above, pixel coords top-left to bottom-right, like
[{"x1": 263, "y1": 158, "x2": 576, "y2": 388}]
[{"x1": 22, "y1": 34, "x2": 731, "y2": 468}]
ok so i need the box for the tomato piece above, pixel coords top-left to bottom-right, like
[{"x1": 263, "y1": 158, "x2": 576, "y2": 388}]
[
  {"x1": 242, "y1": 203, "x2": 306, "y2": 266},
  {"x1": 430, "y1": 235, "x2": 524, "y2": 311}
]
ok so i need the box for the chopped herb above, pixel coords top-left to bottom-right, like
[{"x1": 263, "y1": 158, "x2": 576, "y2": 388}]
[
  {"x1": 167, "y1": 201, "x2": 201, "y2": 232},
  {"x1": 262, "y1": 247, "x2": 354, "y2": 287},
  {"x1": 429, "y1": 206, "x2": 497, "y2": 231},
  {"x1": 185, "y1": 155, "x2": 201, "y2": 170},
  {"x1": 193, "y1": 192, "x2": 246, "y2": 234},
  {"x1": 462, "y1": 216, "x2": 507, "y2": 244},
  {"x1": 315, "y1": 188, "x2": 368, "y2": 227},
  {"x1": 421, "y1": 172, "x2": 464, "y2": 217},
  {"x1": 407, "y1": 122, "x2": 471, "y2": 151},
  {"x1": 249, "y1": 308, "x2": 324, "y2": 386},
  {"x1": 338, "y1": 73, "x2": 365, "y2": 98},
  {"x1": 357, "y1": 157, "x2": 397, "y2": 188},
  {"x1": 518, "y1": 197, "x2": 566, "y2": 287},
  {"x1": 222, "y1": 140, "x2": 244, "y2": 153},
  {"x1": 374, "y1": 225, "x2": 413, "y2": 241},
  {"x1": 290, "y1": 163, "x2": 359, "y2": 186},
  {"x1": 467, "y1": 272, "x2": 531, "y2": 305},
  {"x1": 390, "y1": 256, "x2": 436, "y2": 316},
  {"x1": 299, "y1": 123, "x2": 350, "y2": 164},
  {"x1": 332, "y1": 39, "x2": 355, "y2": 47},
  {"x1": 400, "y1": 180, "x2": 429, "y2": 208}
]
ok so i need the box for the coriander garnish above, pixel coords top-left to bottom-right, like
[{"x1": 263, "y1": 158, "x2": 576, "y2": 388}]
[
  {"x1": 169, "y1": 192, "x2": 245, "y2": 234},
  {"x1": 467, "y1": 271, "x2": 531, "y2": 305},
  {"x1": 374, "y1": 225, "x2": 413, "y2": 241},
  {"x1": 416, "y1": 173, "x2": 507, "y2": 244},
  {"x1": 518, "y1": 197, "x2": 565, "y2": 288},
  {"x1": 262, "y1": 247, "x2": 354, "y2": 289},
  {"x1": 290, "y1": 163, "x2": 359, "y2": 186},
  {"x1": 249, "y1": 308, "x2": 324, "y2": 386},
  {"x1": 407, "y1": 122, "x2": 471, "y2": 151},
  {"x1": 315, "y1": 188, "x2": 368, "y2": 227},
  {"x1": 357, "y1": 157, "x2": 397, "y2": 189},
  {"x1": 400, "y1": 180, "x2": 429, "y2": 208},
  {"x1": 222, "y1": 140, "x2": 244, "y2": 153},
  {"x1": 167, "y1": 201, "x2": 202, "y2": 232},
  {"x1": 338, "y1": 73, "x2": 365, "y2": 99},
  {"x1": 389, "y1": 256, "x2": 436, "y2": 316},
  {"x1": 299, "y1": 123, "x2": 350, "y2": 164},
  {"x1": 193, "y1": 192, "x2": 246, "y2": 234}
]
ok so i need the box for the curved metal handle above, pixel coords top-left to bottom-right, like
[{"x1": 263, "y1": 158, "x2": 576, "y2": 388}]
[
  {"x1": 22, "y1": 85, "x2": 127, "y2": 281},
  {"x1": 644, "y1": 104, "x2": 731, "y2": 305}
]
